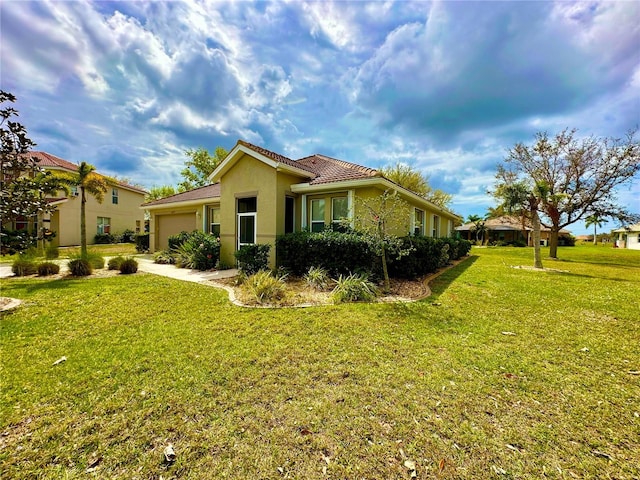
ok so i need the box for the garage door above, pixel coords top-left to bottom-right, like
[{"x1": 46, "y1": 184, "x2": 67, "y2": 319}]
[{"x1": 156, "y1": 213, "x2": 197, "y2": 251}]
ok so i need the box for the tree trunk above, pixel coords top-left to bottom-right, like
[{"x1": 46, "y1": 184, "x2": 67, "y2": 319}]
[
  {"x1": 548, "y1": 228, "x2": 559, "y2": 258},
  {"x1": 80, "y1": 187, "x2": 87, "y2": 257},
  {"x1": 381, "y1": 245, "x2": 390, "y2": 294},
  {"x1": 532, "y1": 210, "x2": 543, "y2": 269},
  {"x1": 593, "y1": 224, "x2": 598, "y2": 245}
]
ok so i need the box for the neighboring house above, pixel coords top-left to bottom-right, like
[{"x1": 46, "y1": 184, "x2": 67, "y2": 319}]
[
  {"x1": 612, "y1": 223, "x2": 640, "y2": 250},
  {"x1": 3, "y1": 152, "x2": 147, "y2": 247},
  {"x1": 143, "y1": 140, "x2": 461, "y2": 267},
  {"x1": 456, "y1": 216, "x2": 572, "y2": 246}
]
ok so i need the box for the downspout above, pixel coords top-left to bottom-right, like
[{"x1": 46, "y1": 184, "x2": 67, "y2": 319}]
[{"x1": 301, "y1": 194, "x2": 307, "y2": 230}]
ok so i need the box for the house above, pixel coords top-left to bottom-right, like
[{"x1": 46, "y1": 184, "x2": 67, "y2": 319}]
[
  {"x1": 455, "y1": 216, "x2": 572, "y2": 246},
  {"x1": 143, "y1": 140, "x2": 461, "y2": 267},
  {"x1": 3, "y1": 152, "x2": 147, "y2": 247},
  {"x1": 613, "y1": 223, "x2": 640, "y2": 250}
]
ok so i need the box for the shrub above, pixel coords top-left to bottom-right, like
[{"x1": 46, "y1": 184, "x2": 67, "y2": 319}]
[
  {"x1": 154, "y1": 250, "x2": 176, "y2": 265},
  {"x1": 37, "y1": 262, "x2": 60, "y2": 276},
  {"x1": 45, "y1": 244, "x2": 59, "y2": 259},
  {"x1": 94, "y1": 233, "x2": 115, "y2": 244},
  {"x1": 0, "y1": 229, "x2": 37, "y2": 255},
  {"x1": 135, "y1": 233, "x2": 150, "y2": 253},
  {"x1": 168, "y1": 231, "x2": 193, "y2": 251},
  {"x1": 304, "y1": 266, "x2": 331, "y2": 291},
  {"x1": 11, "y1": 258, "x2": 37, "y2": 276},
  {"x1": 173, "y1": 232, "x2": 220, "y2": 270},
  {"x1": 86, "y1": 252, "x2": 105, "y2": 269},
  {"x1": 234, "y1": 244, "x2": 270, "y2": 275},
  {"x1": 276, "y1": 230, "x2": 377, "y2": 277},
  {"x1": 68, "y1": 258, "x2": 92, "y2": 276},
  {"x1": 388, "y1": 236, "x2": 471, "y2": 279},
  {"x1": 241, "y1": 270, "x2": 287, "y2": 304},
  {"x1": 119, "y1": 257, "x2": 138, "y2": 274},
  {"x1": 331, "y1": 273, "x2": 379, "y2": 303},
  {"x1": 108, "y1": 256, "x2": 125, "y2": 270},
  {"x1": 120, "y1": 229, "x2": 136, "y2": 243}
]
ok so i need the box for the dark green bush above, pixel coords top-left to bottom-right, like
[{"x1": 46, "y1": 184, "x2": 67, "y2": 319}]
[
  {"x1": 388, "y1": 236, "x2": 471, "y2": 279},
  {"x1": 276, "y1": 230, "x2": 377, "y2": 277},
  {"x1": 37, "y1": 262, "x2": 60, "y2": 276},
  {"x1": 94, "y1": 233, "x2": 115, "y2": 244},
  {"x1": 120, "y1": 229, "x2": 136, "y2": 243},
  {"x1": 172, "y1": 231, "x2": 220, "y2": 270},
  {"x1": 68, "y1": 259, "x2": 92, "y2": 276},
  {"x1": 1, "y1": 229, "x2": 37, "y2": 255},
  {"x1": 168, "y1": 231, "x2": 194, "y2": 251},
  {"x1": 235, "y1": 244, "x2": 271, "y2": 274},
  {"x1": 135, "y1": 233, "x2": 150, "y2": 252},
  {"x1": 108, "y1": 256, "x2": 125, "y2": 270},
  {"x1": 11, "y1": 258, "x2": 37, "y2": 276},
  {"x1": 119, "y1": 257, "x2": 138, "y2": 274}
]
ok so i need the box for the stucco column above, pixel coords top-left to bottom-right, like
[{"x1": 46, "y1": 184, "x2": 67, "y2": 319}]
[{"x1": 301, "y1": 194, "x2": 307, "y2": 230}]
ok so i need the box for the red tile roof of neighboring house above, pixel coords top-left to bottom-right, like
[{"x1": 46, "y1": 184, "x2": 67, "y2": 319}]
[
  {"x1": 456, "y1": 216, "x2": 571, "y2": 234},
  {"x1": 25, "y1": 151, "x2": 147, "y2": 194},
  {"x1": 143, "y1": 183, "x2": 221, "y2": 206},
  {"x1": 296, "y1": 154, "x2": 380, "y2": 185}
]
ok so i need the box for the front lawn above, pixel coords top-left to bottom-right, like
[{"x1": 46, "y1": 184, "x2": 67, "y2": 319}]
[{"x1": 1, "y1": 245, "x2": 638, "y2": 478}]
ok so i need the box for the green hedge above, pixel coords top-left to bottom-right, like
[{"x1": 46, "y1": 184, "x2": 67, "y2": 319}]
[
  {"x1": 135, "y1": 233, "x2": 150, "y2": 252},
  {"x1": 277, "y1": 231, "x2": 470, "y2": 279}
]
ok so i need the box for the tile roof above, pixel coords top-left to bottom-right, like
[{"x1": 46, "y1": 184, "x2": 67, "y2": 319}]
[
  {"x1": 237, "y1": 140, "x2": 316, "y2": 176},
  {"x1": 143, "y1": 183, "x2": 221, "y2": 206},
  {"x1": 456, "y1": 216, "x2": 571, "y2": 233},
  {"x1": 295, "y1": 154, "x2": 380, "y2": 185},
  {"x1": 25, "y1": 151, "x2": 147, "y2": 194}
]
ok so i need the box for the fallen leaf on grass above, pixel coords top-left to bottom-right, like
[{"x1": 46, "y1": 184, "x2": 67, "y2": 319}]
[
  {"x1": 505, "y1": 444, "x2": 521, "y2": 452},
  {"x1": 592, "y1": 450, "x2": 613, "y2": 460},
  {"x1": 628, "y1": 370, "x2": 639, "y2": 375},
  {"x1": 52, "y1": 356, "x2": 67, "y2": 366},
  {"x1": 438, "y1": 458, "x2": 446, "y2": 473},
  {"x1": 300, "y1": 428, "x2": 313, "y2": 436},
  {"x1": 404, "y1": 460, "x2": 417, "y2": 478},
  {"x1": 501, "y1": 331, "x2": 516, "y2": 336}
]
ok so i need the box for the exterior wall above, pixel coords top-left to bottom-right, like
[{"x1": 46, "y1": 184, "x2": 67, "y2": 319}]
[{"x1": 52, "y1": 187, "x2": 145, "y2": 246}]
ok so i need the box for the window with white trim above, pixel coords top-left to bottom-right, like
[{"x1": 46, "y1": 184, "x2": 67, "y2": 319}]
[
  {"x1": 414, "y1": 209, "x2": 425, "y2": 235},
  {"x1": 432, "y1": 215, "x2": 440, "y2": 237},
  {"x1": 209, "y1": 207, "x2": 220, "y2": 236},
  {"x1": 311, "y1": 199, "x2": 325, "y2": 232},
  {"x1": 97, "y1": 217, "x2": 111, "y2": 234},
  {"x1": 112, "y1": 188, "x2": 119, "y2": 204}
]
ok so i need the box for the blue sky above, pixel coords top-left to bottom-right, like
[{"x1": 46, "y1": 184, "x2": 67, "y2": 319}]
[{"x1": 2, "y1": 0, "x2": 639, "y2": 235}]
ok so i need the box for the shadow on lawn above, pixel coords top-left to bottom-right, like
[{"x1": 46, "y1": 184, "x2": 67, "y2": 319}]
[{"x1": 427, "y1": 255, "x2": 479, "y2": 298}]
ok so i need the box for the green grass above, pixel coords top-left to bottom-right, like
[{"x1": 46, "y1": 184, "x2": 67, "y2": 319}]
[
  {"x1": 1, "y1": 244, "x2": 138, "y2": 264},
  {"x1": 1, "y1": 245, "x2": 638, "y2": 478}
]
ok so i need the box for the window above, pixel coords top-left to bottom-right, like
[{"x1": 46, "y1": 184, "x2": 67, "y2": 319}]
[
  {"x1": 71, "y1": 186, "x2": 78, "y2": 196},
  {"x1": 97, "y1": 217, "x2": 111, "y2": 234},
  {"x1": 112, "y1": 188, "x2": 119, "y2": 204},
  {"x1": 331, "y1": 197, "x2": 349, "y2": 225},
  {"x1": 136, "y1": 220, "x2": 141, "y2": 234},
  {"x1": 237, "y1": 197, "x2": 257, "y2": 248},
  {"x1": 432, "y1": 215, "x2": 440, "y2": 237},
  {"x1": 15, "y1": 215, "x2": 28, "y2": 231},
  {"x1": 285, "y1": 197, "x2": 294, "y2": 234},
  {"x1": 209, "y1": 207, "x2": 221, "y2": 236},
  {"x1": 414, "y1": 209, "x2": 424, "y2": 235},
  {"x1": 311, "y1": 199, "x2": 325, "y2": 232}
]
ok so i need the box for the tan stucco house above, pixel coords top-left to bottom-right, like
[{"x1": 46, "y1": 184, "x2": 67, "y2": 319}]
[
  {"x1": 143, "y1": 140, "x2": 461, "y2": 267},
  {"x1": 4, "y1": 152, "x2": 147, "y2": 247}
]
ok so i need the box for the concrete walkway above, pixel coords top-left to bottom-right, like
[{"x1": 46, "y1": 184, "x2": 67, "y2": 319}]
[{"x1": 0, "y1": 256, "x2": 238, "y2": 284}]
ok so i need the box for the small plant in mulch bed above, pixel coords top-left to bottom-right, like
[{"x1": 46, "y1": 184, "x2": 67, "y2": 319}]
[
  {"x1": 331, "y1": 273, "x2": 379, "y2": 303},
  {"x1": 153, "y1": 250, "x2": 175, "y2": 265},
  {"x1": 68, "y1": 259, "x2": 92, "y2": 277},
  {"x1": 11, "y1": 258, "x2": 37, "y2": 276},
  {"x1": 119, "y1": 257, "x2": 138, "y2": 274},
  {"x1": 108, "y1": 256, "x2": 125, "y2": 270},
  {"x1": 37, "y1": 262, "x2": 60, "y2": 276},
  {"x1": 304, "y1": 266, "x2": 332, "y2": 291},
  {"x1": 241, "y1": 270, "x2": 287, "y2": 304}
]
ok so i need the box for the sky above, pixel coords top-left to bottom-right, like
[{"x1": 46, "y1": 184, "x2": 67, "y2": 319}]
[{"x1": 1, "y1": 0, "x2": 639, "y2": 235}]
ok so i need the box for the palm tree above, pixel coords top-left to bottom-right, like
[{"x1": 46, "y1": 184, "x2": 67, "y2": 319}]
[
  {"x1": 56, "y1": 162, "x2": 111, "y2": 256},
  {"x1": 466, "y1": 214, "x2": 487, "y2": 244},
  {"x1": 585, "y1": 213, "x2": 606, "y2": 245}
]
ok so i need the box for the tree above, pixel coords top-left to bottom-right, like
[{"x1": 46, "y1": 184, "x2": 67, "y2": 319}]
[
  {"x1": 494, "y1": 174, "x2": 547, "y2": 269},
  {"x1": 178, "y1": 146, "x2": 228, "y2": 191},
  {"x1": 501, "y1": 129, "x2": 640, "y2": 258},
  {"x1": 381, "y1": 162, "x2": 453, "y2": 208},
  {"x1": 466, "y1": 214, "x2": 487, "y2": 244},
  {"x1": 585, "y1": 213, "x2": 606, "y2": 245},
  {"x1": 55, "y1": 162, "x2": 112, "y2": 256},
  {"x1": 355, "y1": 189, "x2": 412, "y2": 293},
  {"x1": 1, "y1": 91, "x2": 59, "y2": 250},
  {"x1": 145, "y1": 185, "x2": 177, "y2": 202}
]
